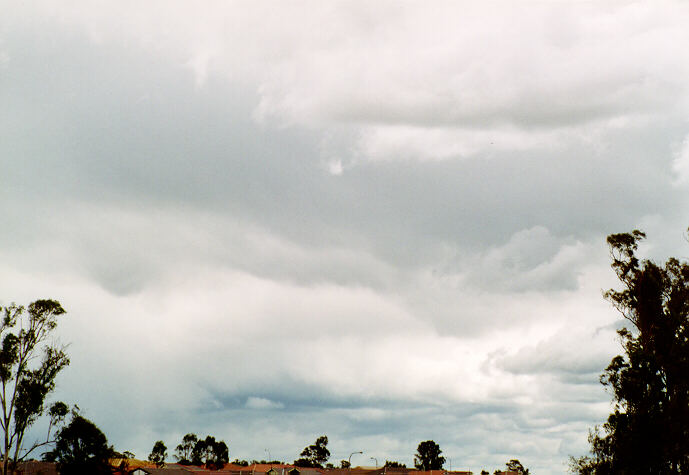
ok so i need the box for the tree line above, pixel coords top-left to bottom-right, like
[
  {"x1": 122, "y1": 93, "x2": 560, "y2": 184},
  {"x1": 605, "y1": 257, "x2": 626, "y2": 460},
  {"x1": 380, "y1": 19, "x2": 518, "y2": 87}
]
[
  {"x1": 148, "y1": 435, "x2": 527, "y2": 474},
  {"x1": 0, "y1": 298, "x2": 529, "y2": 475}
]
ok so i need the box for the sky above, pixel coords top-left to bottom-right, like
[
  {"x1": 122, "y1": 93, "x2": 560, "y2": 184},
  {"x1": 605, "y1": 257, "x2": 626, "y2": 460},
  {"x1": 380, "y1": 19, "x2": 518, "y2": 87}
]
[{"x1": 3, "y1": 1, "x2": 689, "y2": 473}]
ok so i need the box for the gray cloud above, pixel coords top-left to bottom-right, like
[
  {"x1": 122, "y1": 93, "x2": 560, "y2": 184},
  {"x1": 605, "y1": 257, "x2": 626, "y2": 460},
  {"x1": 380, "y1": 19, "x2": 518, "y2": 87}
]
[
  {"x1": 4, "y1": 2, "x2": 689, "y2": 474},
  {"x1": 495, "y1": 325, "x2": 618, "y2": 377}
]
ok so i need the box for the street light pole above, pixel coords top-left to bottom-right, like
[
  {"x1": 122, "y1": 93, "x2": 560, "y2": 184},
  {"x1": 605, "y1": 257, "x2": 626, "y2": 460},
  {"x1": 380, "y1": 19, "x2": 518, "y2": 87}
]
[
  {"x1": 370, "y1": 458, "x2": 378, "y2": 469},
  {"x1": 349, "y1": 451, "x2": 363, "y2": 473}
]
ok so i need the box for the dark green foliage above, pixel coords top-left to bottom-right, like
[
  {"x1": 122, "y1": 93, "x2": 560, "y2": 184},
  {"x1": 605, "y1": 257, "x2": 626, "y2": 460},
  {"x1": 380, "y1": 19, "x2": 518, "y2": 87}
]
[
  {"x1": 568, "y1": 455, "x2": 596, "y2": 475},
  {"x1": 48, "y1": 402, "x2": 69, "y2": 427},
  {"x1": 175, "y1": 433, "x2": 198, "y2": 464},
  {"x1": 111, "y1": 450, "x2": 132, "y2": 459},
  {"x1": 0, "y1": 299, "x2": 69, "y2": 475},
  {"x1": 191, "y1": 435, "x2": 229, "y2": 469},
  {"x1": 232, "y1": 459, "x2": 249, "y2": 466},
  {"x1": 148, "y1": 440, "x2": 167, "y2": 467},
  {"x1": 295, "y1": 435, "x2": 330, "y2": 468},
  {"x1": 571, "y1": 229, "x2": 689, "y2": 473},
  {"x1": 47, "y1": 414, "x2": 113, "y2": 475},
  {"x1": 340, "y1": 460, "x2": 351, "y2": 468},
  {"x1": 294, "y1": 458, "x2": 317, "y2": 468},
  {"x1": 174, "y1": 433, "x2": 228, "y2": 469},
  {"x1": 414, "y1": 440, "x2": 445, "y2": 470},
  {"x1": 505, "y1": 459, "x2": 529, "y2": 474},
  {"x1": 384, "y1": 460, "x2": 406, "y2": 468}
]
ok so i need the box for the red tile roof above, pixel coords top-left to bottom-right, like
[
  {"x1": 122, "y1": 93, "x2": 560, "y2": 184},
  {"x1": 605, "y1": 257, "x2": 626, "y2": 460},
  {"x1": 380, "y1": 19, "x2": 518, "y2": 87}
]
[
  {"x1": 14, "y1": 461, "x2": 58, "y2": 475},
  {"x1": 246, "y1": 464, "x2": 301, "y2": 472}
]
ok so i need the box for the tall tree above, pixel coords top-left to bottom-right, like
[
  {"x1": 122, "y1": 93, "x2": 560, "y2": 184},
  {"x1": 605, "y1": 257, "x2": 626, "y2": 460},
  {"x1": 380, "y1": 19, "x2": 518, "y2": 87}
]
[
  {"x1": 175, "y1": 433, "x2": 198, "y2": 464},
  {"x1": 505, "y1": 459, "x2": 529, "y2": 474},
  {"x1": 294, "y1": 435, "x2": 330, "y2": 468},
  {"x1": 0, "y1": 299, "x2": 69, "y2": 475},
  {"x1": 571, "y1": 229, "x2": 689, "y2": 473},
  {"x1": 414, "y1": 440, "x2": 445, "y2": 470},
  {"x1": 45, "y1": 412, "x2": 113, "y2": 475},
  {"x1": 148, "y1": 440, "x2": 167, "y2": 468},
  {"x1": 191, "y1": 435, "x2": 229, "y2": 469}
]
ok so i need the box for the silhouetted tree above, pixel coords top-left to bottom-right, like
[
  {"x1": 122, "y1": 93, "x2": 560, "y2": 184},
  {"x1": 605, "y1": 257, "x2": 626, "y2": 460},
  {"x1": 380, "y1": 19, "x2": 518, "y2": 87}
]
[
  {"x1": 191, "y1": 435, "x2": 229, "y2": 469},
  {"x1": 294, "y1": 435, "x2": 330, "y2": 468},
  {"x1": 384, "y1": 460, "x2": 406, "y2": 468},
  {"x1": 571, "y1": 229, "x2": 689, "y2": 473},
  {"x1": 148, "y1": 440, "x2": 167, "y2": 467},
  {"x1": 505, "y1": 459, "x2": 529, "y2": 474},
  {"x1": 568, "y1": 455, "x2": 595, "y2": 475},
  {"x1": 414, "y1": 440, "x2": 445, "y2": 470},
  {"x1": 46, "y1": 413, "x2": 113, "y2": 475},
  {"x1": 175, "y1": 433, "x2": 198, "y2": 464},
  {"x1": 340, "y1": 460, "x2": 351, "y2": 468},
  {"x1": 0, "y1": 300, "x2": 70, "y2": 475}
]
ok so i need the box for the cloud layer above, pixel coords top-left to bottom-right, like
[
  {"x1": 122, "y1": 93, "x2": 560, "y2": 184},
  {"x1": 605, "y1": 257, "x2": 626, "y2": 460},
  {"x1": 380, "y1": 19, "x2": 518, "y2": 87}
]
[{"x1": 3, "y1": 1, "x2": 689, "y2": 473}]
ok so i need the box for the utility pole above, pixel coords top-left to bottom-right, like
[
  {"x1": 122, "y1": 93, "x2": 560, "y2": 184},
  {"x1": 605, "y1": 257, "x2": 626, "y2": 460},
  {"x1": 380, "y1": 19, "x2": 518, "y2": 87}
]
[{"x1": 349, "y1": 451, "x2": 363, "y2": 473}]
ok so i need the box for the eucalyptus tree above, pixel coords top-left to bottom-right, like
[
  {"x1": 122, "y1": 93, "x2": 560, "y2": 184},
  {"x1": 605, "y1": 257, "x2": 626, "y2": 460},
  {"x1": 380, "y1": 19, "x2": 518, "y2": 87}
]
[
  {"x1": 571, "y1": 229, "x2": 689, "y2": 473},
  {"x1": 148, "y1": 440, "x2": 167, "y2": 467},
  {"x1": 414, "y1": 440, "x2": 445, "y2": 470},
  {"x1": 295, "y1": 435, "x2": 330, "y2": 468},
  {"x1": 46, "y1": 412, "x2": 113, "y2": 475},
  {"x1": 0, "y1": 299, "x2": 69, "y2": 475}
]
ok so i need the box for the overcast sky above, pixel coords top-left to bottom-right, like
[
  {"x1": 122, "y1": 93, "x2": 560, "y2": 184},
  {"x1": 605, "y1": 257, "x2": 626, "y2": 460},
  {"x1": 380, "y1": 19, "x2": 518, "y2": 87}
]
[{"x1": 3, "y1": 1, "x2": 689, "y2": 473}]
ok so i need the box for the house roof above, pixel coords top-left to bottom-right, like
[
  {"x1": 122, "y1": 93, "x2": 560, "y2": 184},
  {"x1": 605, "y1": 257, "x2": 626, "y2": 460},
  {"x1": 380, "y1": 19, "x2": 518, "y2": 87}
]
[
  {"x1": 246, "y1": 464, "x2": 300, "y2": 472},
  {"x1": 222, "y1": 464, "x2": 254, "y2": 470},
  {"x1": 111, "y1": 462, "x2": 472, "y2": 475},
  {"x1": 110, "y1": 458, "x2": 158, "y2": 470},
  {"x1": 131, "y1": 468, "x2": 193, "y2": 475},
  {"x1": 15, "y1": 461, "x2": 58, "y2": 475}
]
